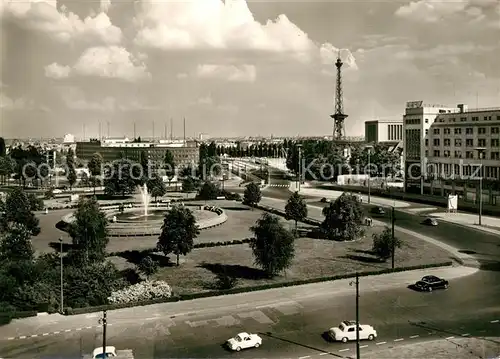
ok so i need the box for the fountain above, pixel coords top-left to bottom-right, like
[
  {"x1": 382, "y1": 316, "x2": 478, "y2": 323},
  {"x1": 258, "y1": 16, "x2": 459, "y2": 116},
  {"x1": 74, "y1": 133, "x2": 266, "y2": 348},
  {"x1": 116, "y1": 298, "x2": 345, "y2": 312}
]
[{"x1": 138, "y1": 183, "x2": 151, "y2": 217}]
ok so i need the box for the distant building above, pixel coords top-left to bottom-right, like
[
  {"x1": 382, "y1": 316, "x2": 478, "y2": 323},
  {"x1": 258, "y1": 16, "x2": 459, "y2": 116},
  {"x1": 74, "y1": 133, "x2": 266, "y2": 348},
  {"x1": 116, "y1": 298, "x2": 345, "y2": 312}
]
[
  {"x1": 365, "y1": 119, "x2": 403, "y2": 143},
  {"x1": 63, "y1": 134, "x2": 75, "y2": 143},
  {"x1": 75, "y1": 138, "x2": 199, "y2": 166}
]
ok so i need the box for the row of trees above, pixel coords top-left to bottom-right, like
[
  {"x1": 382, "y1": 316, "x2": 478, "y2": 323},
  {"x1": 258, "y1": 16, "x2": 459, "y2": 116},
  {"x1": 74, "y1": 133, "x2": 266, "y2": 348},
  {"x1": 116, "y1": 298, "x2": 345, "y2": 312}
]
[{"x1": 285, "y1": 140, "x2": 402, "y2": 180}]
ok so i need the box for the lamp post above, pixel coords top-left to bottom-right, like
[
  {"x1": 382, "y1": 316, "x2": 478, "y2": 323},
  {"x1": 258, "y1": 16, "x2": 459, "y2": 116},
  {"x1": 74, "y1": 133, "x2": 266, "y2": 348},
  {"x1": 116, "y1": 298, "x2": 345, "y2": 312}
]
[
  {"x1": 350, "y1": 273, "x2": 360, "y2": 359},
  {"x1": 391, "y1": 206, "x2": 396, "y2": 269},
  {"x1": 475, "y1": 148, "x2": 486, "y2": 226},
  {"x1": 296, "y1": 144, "x2": 302, "y2": 192},
  {"x1": 366, "y1": 146, "x2": 372, "y2": 204},
  {"x1": 59, "y1": 237, "x2": 64, "y2": 314}
]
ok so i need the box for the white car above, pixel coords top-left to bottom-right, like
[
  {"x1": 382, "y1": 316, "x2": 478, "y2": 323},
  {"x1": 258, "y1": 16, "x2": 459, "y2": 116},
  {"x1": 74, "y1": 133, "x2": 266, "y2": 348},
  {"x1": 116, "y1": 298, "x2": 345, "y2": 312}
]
[
  {"x1": 226, "y1": 332, "x2": 262, "y2": 351},
  {"x1": 329, "y1": 321, "x2": 377, "y2": 343},
  {"x1": 90, "y1": 346, "x2": 116, "y2": 358}
]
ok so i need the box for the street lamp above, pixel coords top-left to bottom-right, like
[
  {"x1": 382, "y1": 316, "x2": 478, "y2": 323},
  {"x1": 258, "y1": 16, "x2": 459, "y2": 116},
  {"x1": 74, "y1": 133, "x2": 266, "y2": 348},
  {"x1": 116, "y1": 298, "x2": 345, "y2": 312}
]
[
  {"x1": 59, "y1": 237, "x2": 64, "y2": 314},
  {"x1": 475, "y1": 148, "x2": 486, "y2": 226},
  {"x1": 349, "y1": 273, "x2": 360, "y2": 359},
  {"x1": 365, "y1": 146, "x2": 373, "y2": 204},
  {"x1": 296, "y1": 144, "x2": 302, "y2": 192}
]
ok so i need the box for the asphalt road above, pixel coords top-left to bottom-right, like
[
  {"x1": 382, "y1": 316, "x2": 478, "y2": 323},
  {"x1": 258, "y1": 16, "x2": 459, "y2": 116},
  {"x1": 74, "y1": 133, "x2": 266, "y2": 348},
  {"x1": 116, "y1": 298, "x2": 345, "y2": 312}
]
[{"x1": 1, "y1": 269, "x2": 499, "y2": 359}]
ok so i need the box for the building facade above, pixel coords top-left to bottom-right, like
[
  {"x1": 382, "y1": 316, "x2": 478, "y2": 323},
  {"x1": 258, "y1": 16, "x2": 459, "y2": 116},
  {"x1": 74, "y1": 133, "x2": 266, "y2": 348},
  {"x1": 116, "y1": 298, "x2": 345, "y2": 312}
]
[
  {"x1": 403, "y1": 101, "x2": 500, "y2": 206},
  {"x1": 75, "y1": 139, "x2": 199, "y2": 167},
  {"x1": 365, "y1": 119, "x2": 403, "y2": 143}
]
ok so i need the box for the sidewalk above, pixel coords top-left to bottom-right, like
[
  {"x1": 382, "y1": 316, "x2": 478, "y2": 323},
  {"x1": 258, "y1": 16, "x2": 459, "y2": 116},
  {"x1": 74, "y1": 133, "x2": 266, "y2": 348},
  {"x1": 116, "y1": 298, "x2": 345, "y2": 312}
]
[{"x1": 429, "y1": 212, "x2": 500, "y2": 235}]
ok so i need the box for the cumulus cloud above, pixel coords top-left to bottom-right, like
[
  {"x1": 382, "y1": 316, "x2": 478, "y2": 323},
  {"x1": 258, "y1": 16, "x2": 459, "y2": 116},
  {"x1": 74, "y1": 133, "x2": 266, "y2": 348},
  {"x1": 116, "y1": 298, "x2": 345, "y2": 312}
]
[
  {"x1": 100, "y1": 0, "x2": 111, "y2": 13},
  {"x1": 132, "y1": 0, "x2": 341, "y2": 63},
  {"x1": 45, "y1": 63, "x2": 71, "y2": 79},
  {"x1": 0, "y1": 0, "x2": 122, "y2": 44},
  {"x1": 195, "y1": 64, "x2": 256, "y2": 82},
  {"x1": 320, "y1": 44, "x2": 358, "y2": 70},
  {"x1": 48, "y1": 46, "x2": 151, "y2": 82}
]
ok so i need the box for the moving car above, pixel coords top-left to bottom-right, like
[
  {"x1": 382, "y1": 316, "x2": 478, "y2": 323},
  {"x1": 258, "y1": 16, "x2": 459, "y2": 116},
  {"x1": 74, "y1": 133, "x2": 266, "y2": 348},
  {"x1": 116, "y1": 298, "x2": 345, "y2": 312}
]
[
  {"x1": 226, "y1": 332, "x2": 262, "y2": 351},
  {"x1": 82, "y1": 346, "x2": 134, "y2": 359},
  {"x1": 371, "y1": 206, "x2": 385, "y2": 215},
  {"x1": 328, "y1": 321, "x2": 377, "y2": 343},
  {"x1": 414, "y1": 275, "x2": 449, "y2": 292},
  {"x1": 422, "y1": 217, "x2": 438, "y2": 226}
]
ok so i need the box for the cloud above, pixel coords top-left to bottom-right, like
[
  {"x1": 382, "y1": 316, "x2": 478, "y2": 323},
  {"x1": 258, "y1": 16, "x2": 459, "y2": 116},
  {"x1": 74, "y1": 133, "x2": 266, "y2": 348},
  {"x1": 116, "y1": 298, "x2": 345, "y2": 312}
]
[
  {"x1": 132, "y1": 0, "x2": 341, "y2": 63},
  {"x1": 100, "y1": 0, "x2": 111, "y2": 13},
  {"x1": 47, "y1": 46, "x2": 151, "y2": 82},
  {"x1": 0, "y1": 0, "x2": 122, "y2": 44},
  {"x1": 195, "y1": 64, "x2": 256, "y2": 82},
  {"x1": 320, "y1": 44, "x2": 358, "y2": 70},
  {"x1": 0, "y1": 92, "x2": 28, "y2": 109},
  {"x1": 197, "y1": 96, "x2": 213, "y2": 105},
  {"x1": 45, "y1": 63, "x2": 71, "y2": 79}
]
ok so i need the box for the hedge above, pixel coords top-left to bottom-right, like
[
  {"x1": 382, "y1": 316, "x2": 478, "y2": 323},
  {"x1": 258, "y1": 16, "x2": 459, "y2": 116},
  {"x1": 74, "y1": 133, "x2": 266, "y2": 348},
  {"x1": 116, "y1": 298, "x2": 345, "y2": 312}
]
[
  {"x1": 194, "y1": 238, "x2": 252, "y2": 248},
  {"x1": 64, "y1": 261, "x2": 452, "y2": 316},
  {"x1": 0, "y1": 310, "x2": 38, "y2": 325},
  {"x1": 254, "y1": 203, "x2": 320, "y2": 226}
]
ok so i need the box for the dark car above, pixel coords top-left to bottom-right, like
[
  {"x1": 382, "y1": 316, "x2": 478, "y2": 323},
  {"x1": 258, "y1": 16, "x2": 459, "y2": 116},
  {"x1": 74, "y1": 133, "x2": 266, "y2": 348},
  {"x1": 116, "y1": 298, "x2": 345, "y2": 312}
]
[
  {"x1": 414, "y1": 275, "x2": 449, "y2": 292},
  {"x1": 371, "y1": 207, "x2": 385, "y2": 215},
  {"x1": 422, "y1": 217, "x2": 438, "y2": 226}
]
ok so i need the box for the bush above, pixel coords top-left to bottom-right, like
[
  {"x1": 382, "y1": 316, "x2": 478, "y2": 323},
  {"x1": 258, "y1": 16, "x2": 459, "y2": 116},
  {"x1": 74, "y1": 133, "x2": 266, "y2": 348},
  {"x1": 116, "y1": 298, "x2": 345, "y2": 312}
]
[
  {"x1": 215, "y1": 271, "x2": 238, "y2": 290},
  {"x1": 108, "y1": 280, "x2": 173, "y2": 304}
]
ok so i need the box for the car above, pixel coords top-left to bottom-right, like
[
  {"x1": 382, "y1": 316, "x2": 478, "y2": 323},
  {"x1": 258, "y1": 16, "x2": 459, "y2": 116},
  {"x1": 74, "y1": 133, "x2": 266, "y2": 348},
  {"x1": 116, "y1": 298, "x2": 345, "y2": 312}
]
[
  {"x1": 371, "y1": 206, "x2": 385, "y2": 215},
  {"x1": 328, "y1": 321, "x2": 377, "y2": 343},
  {"x1": 422, "y1": 217, "x2": 438, "y2": 226},
  {"x1": 91, "y1": 346, "x2": 117, "y2": 358},
  {"x1": 414, "y1": 275, "x2": 449, "y2": 292},
  {"x1": 226, "y1": 332, "x2": 262, "y2": 351}
]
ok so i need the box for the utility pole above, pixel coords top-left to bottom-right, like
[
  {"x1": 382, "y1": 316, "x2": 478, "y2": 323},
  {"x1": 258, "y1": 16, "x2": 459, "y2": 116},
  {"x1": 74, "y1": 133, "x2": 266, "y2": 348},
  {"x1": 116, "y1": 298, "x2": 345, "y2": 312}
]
[
  {"x1": 350, "y1": 273, "x2": 360, "y2": 359},
  {"x1": 367, "y1": 148, "x2": 371, "y2": 204},
  {"x1": 297, "y1": 144, "x2": 302, "y2": 192},
  {"x1": 101, "y1": 310, "x2": 108, "y2": 357},
  {"x1": 59, "y1": 237, "x2": 64, "y2": 314},
  {"x1": 391, "y1": 206, "x2": 396, "y2": 269}
]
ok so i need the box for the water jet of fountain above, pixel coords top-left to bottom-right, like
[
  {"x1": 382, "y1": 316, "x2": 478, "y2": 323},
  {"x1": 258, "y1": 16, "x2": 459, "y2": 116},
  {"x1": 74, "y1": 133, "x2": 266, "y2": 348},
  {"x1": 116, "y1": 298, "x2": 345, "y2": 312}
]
[{"x1": 138, "y1": 183, "x2": 151, "y2": 217}]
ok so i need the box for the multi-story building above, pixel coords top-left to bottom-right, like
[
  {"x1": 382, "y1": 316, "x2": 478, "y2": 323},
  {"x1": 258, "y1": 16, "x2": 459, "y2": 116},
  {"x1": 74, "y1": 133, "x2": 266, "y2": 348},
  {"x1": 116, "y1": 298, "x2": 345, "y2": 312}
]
[
  {"x1": 403, "y1": 101, "x2": 459, "y2": 193},
  {"x1": 403, "y1": 101, "x2": 500, "y2": 206},
  {"x1": 365, "y1": 119, "x2": 403, "y2": 143},
  {"x1": 75, "y1": 138, "x2": 199, "y2": 167}
]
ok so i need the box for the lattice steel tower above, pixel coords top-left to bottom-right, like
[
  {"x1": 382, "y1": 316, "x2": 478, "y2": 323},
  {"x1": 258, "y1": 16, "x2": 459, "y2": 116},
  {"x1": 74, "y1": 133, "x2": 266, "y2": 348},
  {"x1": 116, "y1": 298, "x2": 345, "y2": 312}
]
[{"x1": 330, "y1": 52, "x2": 348, "y2": 140}]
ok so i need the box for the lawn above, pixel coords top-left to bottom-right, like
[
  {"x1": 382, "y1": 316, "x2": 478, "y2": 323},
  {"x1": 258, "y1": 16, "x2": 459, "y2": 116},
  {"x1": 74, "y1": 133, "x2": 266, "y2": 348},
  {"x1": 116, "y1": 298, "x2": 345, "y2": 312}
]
[{"x1": 110, "y1": 222, "x2": 453, "y2": 295}]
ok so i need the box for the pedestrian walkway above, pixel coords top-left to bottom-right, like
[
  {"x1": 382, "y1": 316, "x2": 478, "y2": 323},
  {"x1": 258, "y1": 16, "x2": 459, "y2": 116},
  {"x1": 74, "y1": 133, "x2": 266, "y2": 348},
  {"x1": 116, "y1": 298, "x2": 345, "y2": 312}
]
[{"x1": 429, "y1": 212, "x2": 500, "y2": 235}]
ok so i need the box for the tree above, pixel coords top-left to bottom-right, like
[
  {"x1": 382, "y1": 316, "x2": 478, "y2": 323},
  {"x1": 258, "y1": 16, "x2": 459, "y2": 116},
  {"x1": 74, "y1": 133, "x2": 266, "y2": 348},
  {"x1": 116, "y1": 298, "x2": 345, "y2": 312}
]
[
  {"x1": 139, "y1": 151, "x2": 149, "y2": 180},
  {"x1": 372, "y1": 227, "x2": 403, "y2": 262},
  {"x1": 197, "y1": 181, "x2": 220, "y2": 201},
  {"x1": 285, "y1": 191, "x2": 308, "y2": 231},
  {"x1": 137, "y1": 256, "x2": 158, "y2": 279},
  {"x1": 164, "y1": 150, "x2": 176, "y2": 179},
  {"x1": 250, "y1": 213, "x2": 295, "y2": 278},
  {"x1": 0, "y1": 156, "x2": 15, "y2": 185},
  {"x1": 147, "y1": 175, "x2": 167, "y2": 201},
  {"x1": 68, "y1": 197, "x2": 109, "y2": 264},
  {"x1": 0, "y1": 137, "x2": 5, "y2": 157},
  {"x1": 67, "y1": 168, "x2": 77, "y2": 190},
  {"x1": 4, "y1": 187, "x2": 40, "y2": 236},
  {"x1": 321, "y1": 193, "x2": 365, "y2": 241},
  {"x1": 243, "y1": 182, "x2": 261, "y2": 209},
  {"x1": 182, "y1": 176, "x2": 196, "y2": 193},
  {"x1": 103, "y1": 159, "x2": 139, "y2": 197},
  {"x1": 0, "y1": 223, "x2": 34, "y2": 262},
  {"x1": 214, "y1": 270, "x2": 238, "y2": 290},
  {"x1": 27, "y1": 193, "x2": 44, "y2": 211},
  {"x1": 157, "y1": 206, "x2": 200, "y2": 266},
  {"x1": 88, "y1": 153, "x2": 103, "y2": 194}
]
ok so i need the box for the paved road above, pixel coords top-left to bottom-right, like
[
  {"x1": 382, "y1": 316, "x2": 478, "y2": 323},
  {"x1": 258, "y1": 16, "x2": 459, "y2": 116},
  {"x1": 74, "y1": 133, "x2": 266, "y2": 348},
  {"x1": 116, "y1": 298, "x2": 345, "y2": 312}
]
[{"x1": 2, "y1": 267, "x2": 499, "y2": 359}]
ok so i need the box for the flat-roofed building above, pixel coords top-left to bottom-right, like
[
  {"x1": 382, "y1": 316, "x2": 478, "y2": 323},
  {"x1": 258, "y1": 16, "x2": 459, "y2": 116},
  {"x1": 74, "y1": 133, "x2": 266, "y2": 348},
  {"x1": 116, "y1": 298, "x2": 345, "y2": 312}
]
[{"x1": 365, "y1": 119, "x2": 403, "y2": 143}]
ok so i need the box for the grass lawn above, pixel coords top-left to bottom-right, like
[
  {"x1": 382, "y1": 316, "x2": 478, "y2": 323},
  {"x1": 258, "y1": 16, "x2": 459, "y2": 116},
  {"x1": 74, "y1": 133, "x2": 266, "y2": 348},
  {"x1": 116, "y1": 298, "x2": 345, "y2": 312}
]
[{"x1": 141, "y1": 225, "x2": 453, "y2": 295}]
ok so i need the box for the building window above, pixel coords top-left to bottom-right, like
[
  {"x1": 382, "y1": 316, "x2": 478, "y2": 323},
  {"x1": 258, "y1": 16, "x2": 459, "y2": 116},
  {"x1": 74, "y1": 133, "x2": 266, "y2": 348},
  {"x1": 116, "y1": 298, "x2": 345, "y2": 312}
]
[
  {"x1": 444, "y1": 138, "x2": 450, "y2": 146},
  {"x1": 454, "y1": 128, "x2": 461, "y2": 134},
  {"x1": 492, "y1": 127, "x2": 499, "y2": 134},
  {"x1": 433, "y1": 150, "x2": 440, "y2": 157},
  {"x1": 497, "y1": 116, "x2": 500, "y2": 121},
  {"x1": 425, "y1": 129, "x2": 429, "y2": 135},
  {"x1": 466, "y1": 139, "x2": 474, "y2": 147},
  {"x1": 465, "y1": 127, "x2": 473, "y2": 135},
  {"x1": 454, "y1": 150, "x2": 462, "y2": 158},
  {"x1": 466, "y1": 151, "x2": 474, "y2": 159},
  {"x1": 491, "y1": 152, "x2": 500, "y2": 160},
  {"x1": 443, "y1": 150, "x2": 451, "y2": 157},
  {"x1": 460, "y1": 117, "x2": 467, "y2": 122},
  {"x1": 444, "y1": 128, "x2": 451, "y2": 134},
  {"x1": 425, "y1": 118, "x2": 429, "y2": 123},
  {"x1": 425, "y1": 139, "x2": 429, "y2": 146},
  {"x1": 449, "y1": 118, "x2": 455, "y2": 122},
  {"x1": 478, "y1": 138, "x2": 486, "y2": 147},
  {"x1": 478, "y1": 127, "x2": 486, "y2": 134},
  {"x1": 492, "y1": 139, "x2": 500, "y2": 147},
  {"x1": 484, "y1": 116, "x2": 488, "y2": 121},
  {"x1": 433, "y1": 139, "x2": 440, "y2": 146},
  {"x1": 454, "y1": 138, "x2": 462, "y2": 146},
  {"x1": 425, "y1": 150, "x2": 428, "y2": 157},
  {"x1": 433, "y1": 128, "x2": 440, "y2": 135},
  {"x1": 472, "y1": 116, "x2": 479, "y2": 121}
]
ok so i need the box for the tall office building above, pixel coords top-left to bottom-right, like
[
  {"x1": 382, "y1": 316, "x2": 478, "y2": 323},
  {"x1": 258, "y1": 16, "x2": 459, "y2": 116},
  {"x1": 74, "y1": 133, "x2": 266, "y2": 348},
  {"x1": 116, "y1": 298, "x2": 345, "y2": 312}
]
[{"x1": 403, "y1": 101, "x2": 500, "y2": 207}]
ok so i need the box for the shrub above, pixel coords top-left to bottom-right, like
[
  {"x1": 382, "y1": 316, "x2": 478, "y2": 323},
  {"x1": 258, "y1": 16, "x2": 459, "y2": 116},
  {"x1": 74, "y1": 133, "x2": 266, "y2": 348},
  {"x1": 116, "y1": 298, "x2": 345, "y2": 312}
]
[
  {"x1": 215, "y1": 271, "x2": 238, "y2": 290},
  {"x1": 108, "y1": 280, "x2": 173, "y2": 304}
]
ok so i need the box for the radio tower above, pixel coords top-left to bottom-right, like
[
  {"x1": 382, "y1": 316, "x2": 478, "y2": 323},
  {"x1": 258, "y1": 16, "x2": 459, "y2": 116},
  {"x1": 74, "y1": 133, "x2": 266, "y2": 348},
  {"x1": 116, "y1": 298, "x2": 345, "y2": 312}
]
[{"x1": 330, "y1": 51, "x2": 348, "y2": 141}]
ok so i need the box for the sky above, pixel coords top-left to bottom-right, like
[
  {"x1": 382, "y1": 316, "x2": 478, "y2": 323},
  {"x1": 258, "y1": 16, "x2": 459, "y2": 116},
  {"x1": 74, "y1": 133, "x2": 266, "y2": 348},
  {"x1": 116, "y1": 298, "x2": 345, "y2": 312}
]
[{"x1": 0, "y1": 0, "x2": 499, "y2": 139}]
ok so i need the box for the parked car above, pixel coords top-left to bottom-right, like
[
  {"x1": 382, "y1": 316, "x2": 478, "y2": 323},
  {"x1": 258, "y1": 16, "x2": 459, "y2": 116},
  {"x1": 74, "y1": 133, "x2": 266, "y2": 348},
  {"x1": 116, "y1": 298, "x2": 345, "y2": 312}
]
[
  {"x1": 371, "y1": 207, "x2": 385, "y2": 215},
  {"x1": 328, "y1": 321, "x2": 377, "y2": 343},
  {"x1": 226, "y1": 332, "x2": 262, "y2": 351},
  {"x1": 422, "y1": 217, "x2": 438, "y2": 226},
  {"x1": 89, "y1": 346, "x2": 116, "y2": 358},
  {"x1": 414, "y1": 275, "x2": 449, "y2": 292}
]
